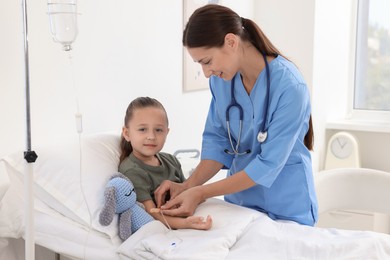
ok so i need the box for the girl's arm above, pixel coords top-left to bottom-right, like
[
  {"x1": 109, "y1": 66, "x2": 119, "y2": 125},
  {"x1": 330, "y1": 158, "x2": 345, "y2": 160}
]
[{"x1": 142, "y1": 200, "x2": 212, "y2": 230}]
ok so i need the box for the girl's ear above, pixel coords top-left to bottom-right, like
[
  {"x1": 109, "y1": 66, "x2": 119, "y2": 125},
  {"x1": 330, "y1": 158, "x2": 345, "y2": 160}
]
[{"x1": 122, "y1": 126, "x2": 131, "y2": 142}]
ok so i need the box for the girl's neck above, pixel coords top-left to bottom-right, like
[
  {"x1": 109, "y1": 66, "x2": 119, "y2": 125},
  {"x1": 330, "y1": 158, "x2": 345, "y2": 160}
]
[{"x1": 133, "y1": 152, "x2": 161, "y2": 167}]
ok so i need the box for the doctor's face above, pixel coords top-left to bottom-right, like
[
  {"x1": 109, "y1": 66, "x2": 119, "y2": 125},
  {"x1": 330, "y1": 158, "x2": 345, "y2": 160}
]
[
  {"x1": 122, "y1": 107, "x2": 169, "y2": 162},
  {"x1": 187, "y1": 42, "x2": 238, "y2": 81}
]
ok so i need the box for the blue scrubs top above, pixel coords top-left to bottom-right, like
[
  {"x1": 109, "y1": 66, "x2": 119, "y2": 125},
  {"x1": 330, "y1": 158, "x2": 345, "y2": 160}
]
[{"x1": 201, "y1": 55, "x2": 318, "y2": 226}]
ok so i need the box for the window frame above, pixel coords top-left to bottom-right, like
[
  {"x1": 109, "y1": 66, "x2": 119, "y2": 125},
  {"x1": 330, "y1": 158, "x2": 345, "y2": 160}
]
[{"x1": 349, "y1": 0, "x2": 390, "y2": 122}]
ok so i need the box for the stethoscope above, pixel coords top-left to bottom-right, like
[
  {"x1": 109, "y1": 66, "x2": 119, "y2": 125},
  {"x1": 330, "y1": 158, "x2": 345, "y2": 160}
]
[{"x1": 224, "y1": 53, "x2": 270, "y2": 155}]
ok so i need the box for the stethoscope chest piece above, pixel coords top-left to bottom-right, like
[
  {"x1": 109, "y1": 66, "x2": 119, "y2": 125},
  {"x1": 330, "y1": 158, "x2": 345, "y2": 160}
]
[{"x1": 257, "y1": 131, "x2": 267, "y2": 143}]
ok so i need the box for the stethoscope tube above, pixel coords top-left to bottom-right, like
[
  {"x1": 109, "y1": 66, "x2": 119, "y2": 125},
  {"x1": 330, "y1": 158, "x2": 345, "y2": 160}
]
[
  {"x1": 225, "y1": 75, "x2": 246, "y2": 155},
  {"x1": 258, "y1": 52, "x2": 270, "y2": 143},
  {"x1": 225, "y1": 53, "x2": 270, "y2": 155}
]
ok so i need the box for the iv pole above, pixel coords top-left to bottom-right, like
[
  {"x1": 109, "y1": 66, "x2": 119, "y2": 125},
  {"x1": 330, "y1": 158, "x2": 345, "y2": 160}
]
[
  {"x1": 21, "y1": 0, "x2": 38, "y2": 259},
  {"x1": 20, "y1": 1, "x2": 77, "y2": 258}
]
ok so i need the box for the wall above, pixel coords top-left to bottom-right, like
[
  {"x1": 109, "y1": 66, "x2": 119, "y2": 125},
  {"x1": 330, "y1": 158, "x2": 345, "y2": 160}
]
[
  {"x1": 3, "y1": 1, "x2": 388, "y2": 178},
  {"x1": 254, "y1": 0, "x2": 317, "y2": 169},
  {"x1": 0, "y1": 0, "x2": 320, "y2": 167},
  {"x1": 0, "y1": 0, "x2": 254, "y2": 158},
  {"x1": 254, "y1": 0, "x2": 315, "y2": 92},
  {"x1": 1, "y1": 0, "x2": 208, "y2": 158}
]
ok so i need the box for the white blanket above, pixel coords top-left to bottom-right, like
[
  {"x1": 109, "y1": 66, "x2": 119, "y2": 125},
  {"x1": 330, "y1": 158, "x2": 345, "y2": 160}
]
[
  {"x1": 118, "y1": 198, "x2": 390, "y2": 260},
  {"x1": 228, "y1": 213, "x2": 390, "y2": 259},
  {"x1": 118, "y1": 198, "x2": 261, "y2": 260}
]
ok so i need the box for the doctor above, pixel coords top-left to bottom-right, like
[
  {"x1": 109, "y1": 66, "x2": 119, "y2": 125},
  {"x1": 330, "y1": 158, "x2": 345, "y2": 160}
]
[{"x1": 155, "y1": 4, "x2": 318, "y2": 226}]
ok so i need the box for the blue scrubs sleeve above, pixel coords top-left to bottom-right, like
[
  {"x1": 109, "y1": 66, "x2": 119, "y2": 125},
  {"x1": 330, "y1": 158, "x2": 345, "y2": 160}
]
[
  {"x1": 245, "y1": 82, "x2": 311, "y2": 188},
  {"x1": 201, "y1": 80, "x2": 234, "y2": 169}
]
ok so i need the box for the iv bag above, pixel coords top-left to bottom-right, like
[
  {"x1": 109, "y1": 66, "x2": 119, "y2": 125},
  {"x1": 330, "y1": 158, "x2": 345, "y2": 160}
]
[{"x1": 48, "y1": 0, "x2": 78, "y2": 51}]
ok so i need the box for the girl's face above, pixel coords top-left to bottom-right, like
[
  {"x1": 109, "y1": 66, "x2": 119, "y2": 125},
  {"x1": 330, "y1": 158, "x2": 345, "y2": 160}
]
[
  {"x1": 122, "y1": 107, "x2": 169, "y2": 162},
  {"x1": 187, "y1": 33, "x2": 239, "y2": 81}
]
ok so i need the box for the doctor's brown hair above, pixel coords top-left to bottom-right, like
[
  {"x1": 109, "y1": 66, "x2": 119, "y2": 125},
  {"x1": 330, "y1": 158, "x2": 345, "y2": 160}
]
[
  {"x1": 119, "y1": 97, "x2": 169, "y2": 163},
  {"x1": 182, "y1": 4, "x2": 314, "y2": 150}
]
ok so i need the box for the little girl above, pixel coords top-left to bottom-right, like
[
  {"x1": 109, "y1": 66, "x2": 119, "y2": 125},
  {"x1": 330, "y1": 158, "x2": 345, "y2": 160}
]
[{"x1": 119, "y1": 96, "x2": 212, "y2": 230}]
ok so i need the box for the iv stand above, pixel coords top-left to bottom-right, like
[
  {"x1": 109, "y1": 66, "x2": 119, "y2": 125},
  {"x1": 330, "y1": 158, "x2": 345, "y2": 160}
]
[{"x1": 21, "y1": 0, "x2": 38, "y2": 259}]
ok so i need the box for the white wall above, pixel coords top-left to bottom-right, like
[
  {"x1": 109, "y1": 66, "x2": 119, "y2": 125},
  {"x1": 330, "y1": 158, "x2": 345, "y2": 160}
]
[
  {"x1": 0, "y1": 0, "x2": 256, "y2": 159},
  {"x1": 254, "y1": 0, "x2": 315, "y2": 93},
  {"x1": 0, "y1": 0, "x2": 319, "y2": 167},
  {"x1": 0, "y1": 1, "x2": 202, "y2": 158},
  {"x1": 2, "y1": 0, "x2": 389, "y2": 173},
  {"x1": 254, "y1": 0, "x2": 317, "y2": 169}
]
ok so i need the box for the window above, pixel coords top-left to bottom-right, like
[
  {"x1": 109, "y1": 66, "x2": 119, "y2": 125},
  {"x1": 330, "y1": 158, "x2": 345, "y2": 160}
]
[{"x1": 354, "y1": 0, "x2": 390, "y2": 117}]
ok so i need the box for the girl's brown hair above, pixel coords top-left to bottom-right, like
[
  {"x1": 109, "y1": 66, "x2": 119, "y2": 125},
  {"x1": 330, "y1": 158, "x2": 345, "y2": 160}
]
[
  {"x1": 182, "y1": 4, "x2": 313, "y2": 150},
  {"x1": 119, "y1": 97, "x2": 169, "y2": 163}
]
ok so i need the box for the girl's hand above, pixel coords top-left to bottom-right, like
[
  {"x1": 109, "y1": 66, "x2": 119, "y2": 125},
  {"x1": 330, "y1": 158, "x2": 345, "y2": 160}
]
[{"x1": 185, "y1": 215, "x2": 212, "y2": 230}]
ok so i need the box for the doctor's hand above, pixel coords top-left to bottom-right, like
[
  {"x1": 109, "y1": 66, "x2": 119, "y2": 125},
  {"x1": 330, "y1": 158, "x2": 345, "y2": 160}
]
[
  {"x1": 160, "y1": 186, "x2": 204, "y2": 217},
  {"x1": 154, "y1": 180, "x2": 186, "y2": 208}
]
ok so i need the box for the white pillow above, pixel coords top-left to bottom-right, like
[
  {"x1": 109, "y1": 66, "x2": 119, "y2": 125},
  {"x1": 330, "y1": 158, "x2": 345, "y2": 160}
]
[
  {"x1": 0, "y1": 161, "x2": 10, "y2": 200},
  {"x1": 1, "y1": 132, "x2": 122, "y2": 239}
]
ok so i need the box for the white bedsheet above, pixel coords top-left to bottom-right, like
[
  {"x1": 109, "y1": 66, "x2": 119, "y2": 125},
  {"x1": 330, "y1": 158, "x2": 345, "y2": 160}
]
[
  {"x1": 33, "y1": 199, "x2": 121, "y2": 260},
  {"x1": 0, "y1": 163, "x2": 122, "y2": 260}
]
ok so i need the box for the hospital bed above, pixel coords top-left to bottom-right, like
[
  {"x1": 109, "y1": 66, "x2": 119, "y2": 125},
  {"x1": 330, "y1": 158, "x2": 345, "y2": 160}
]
[{"x1": 1, "y1": 132, "x2": 390, "y2": 260}]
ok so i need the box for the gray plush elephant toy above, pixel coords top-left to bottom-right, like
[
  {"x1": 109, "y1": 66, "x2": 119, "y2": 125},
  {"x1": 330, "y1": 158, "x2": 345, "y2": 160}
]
[{"x1": 99, "y1": 173, "x2": 154, "y2": 241}]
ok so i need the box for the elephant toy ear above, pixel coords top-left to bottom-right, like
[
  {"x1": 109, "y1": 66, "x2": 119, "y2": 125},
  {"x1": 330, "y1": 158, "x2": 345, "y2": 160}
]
[
  {"x1": 118, "y1": 209, "x2": 132, "y2": 241},
  {"x1": 99, "y1": 186, "x2": 116, "y2": 226}
]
